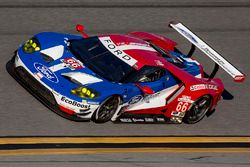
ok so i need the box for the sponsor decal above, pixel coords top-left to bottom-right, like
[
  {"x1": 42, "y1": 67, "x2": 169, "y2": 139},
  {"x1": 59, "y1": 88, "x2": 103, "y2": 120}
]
[
  {"x1": 178, "y1": 95, "x2": 194, "y2": 103},
  {"x1": 199, "y1": 44, "x2": 237, "y2": 78},
  {"x1": 117, "y1": 42, "x2": 150, "y2": 47},
  {"x1": 199, "y1": 44, "x2": 243, "y2": 78},
  {"x1": 82, "y1": 99, "x2": 99, "y2": 105},
  {"x1": 132, "y1": 118, "x2": 144, "y2": 122},
  {"x1": 61, "y1": 96, "x2": 90, "y2": 110},
  {"x1": 190, "y1": 84, "x2": 218, "y2": 91},
  {"x1": 176, "y1": 102, "x2": 189, "y2": 112},
  {"x1": 171, "y1": 111, "x2": 185, "y2": 117},
  {"x1": 99, "y1": 37, "x2": 137, "y2": 66},
  {"x1": 119, "y1": 118, "x2": 133, "y2": 123},
  {"x1": 34, "y1": 62, "x2": 58, "y2": 83},
  {"x1": 200, "y1": 45, "x2": 227, "y2": 67},
  {"x1": 62, "y1": 57, "x2": 83, "y2": 70},
  {"x1": 118, "y1": 115, "x2": 166, "y2": 123},
  {"x1": 145, "y1": 118, "x2": 154, "y2": 122},
  {"x1": 156, "y1": 117, "x2": 165, "y2": 122},
  {"x1": 177, "y1": 27, "x2": 198, "y2": 43},
  {"x1": 87, "y1": 101, "x2": 99, "y2": 105},
  {"x1": 170, "y1": 117, "x2": 182, "y2": 124},
  {"x1": 128, "y1": 95, "x2": 143, "y2": 104}
]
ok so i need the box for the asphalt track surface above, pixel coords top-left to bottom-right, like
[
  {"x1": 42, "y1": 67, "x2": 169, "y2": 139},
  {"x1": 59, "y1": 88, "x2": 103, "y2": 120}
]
[{"x1": 0, "y1": 0, "x2": 250, "y2": 166}]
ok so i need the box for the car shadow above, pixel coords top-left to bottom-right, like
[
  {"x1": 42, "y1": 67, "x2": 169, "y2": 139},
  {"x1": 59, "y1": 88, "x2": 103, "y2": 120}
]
[
  {"x1": 206, "y1": 89, "x2": 234, "y2": 118},
  {"x1": 221, "y1": 89, "x2": 234, "y2": 100}
]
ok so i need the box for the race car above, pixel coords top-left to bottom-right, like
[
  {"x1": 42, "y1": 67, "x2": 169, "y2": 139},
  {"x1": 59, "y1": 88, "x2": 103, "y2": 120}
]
[{"x1": 7, "y1": 21, "x2": 245, "y2": 124}]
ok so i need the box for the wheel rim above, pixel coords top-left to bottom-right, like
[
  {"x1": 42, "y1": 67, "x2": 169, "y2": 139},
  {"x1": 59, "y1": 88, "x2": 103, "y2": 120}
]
[
  {"x1": 96, "y1": 97, "x2": 119, "y2": 121},
  {"x1": 187, "y1": 96, "x2": 211, "y2": 122}
]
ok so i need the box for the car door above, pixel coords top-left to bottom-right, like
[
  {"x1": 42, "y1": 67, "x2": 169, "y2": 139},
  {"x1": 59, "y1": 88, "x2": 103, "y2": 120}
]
[{"x1": 124, "y1": 65, "x2": 180, "y2": 111}]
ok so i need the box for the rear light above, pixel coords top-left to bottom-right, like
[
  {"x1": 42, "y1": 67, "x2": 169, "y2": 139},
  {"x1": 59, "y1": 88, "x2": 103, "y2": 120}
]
[{"x1": 234, "y1": 75, "x2": 245, "y2": 83}]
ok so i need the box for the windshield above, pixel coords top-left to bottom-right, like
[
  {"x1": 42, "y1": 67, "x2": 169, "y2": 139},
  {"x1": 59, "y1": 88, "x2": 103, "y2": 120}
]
[{"x1": 69, "y1": 37, "x2": 136, "y2": 82}]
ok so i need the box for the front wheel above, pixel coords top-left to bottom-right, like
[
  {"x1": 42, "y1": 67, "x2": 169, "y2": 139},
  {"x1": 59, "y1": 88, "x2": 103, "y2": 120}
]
[
  {"x1": 183, "y1": 95, "x2": 212, "y2": 124},
  {"x1": 92, "y1": 96, "x2": 120, "y2": 123}
]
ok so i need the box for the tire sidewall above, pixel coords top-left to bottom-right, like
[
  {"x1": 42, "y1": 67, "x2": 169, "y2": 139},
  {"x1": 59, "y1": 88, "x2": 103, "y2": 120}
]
[
  {"x1": 183, "y1": 95, "x2": 212, "y2": 124},
  {"x1": 92, "y1": 96, "x2": 120, "y2": 123}
]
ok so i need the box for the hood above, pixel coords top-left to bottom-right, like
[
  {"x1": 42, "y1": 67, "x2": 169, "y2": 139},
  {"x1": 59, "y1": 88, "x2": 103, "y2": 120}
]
[{"x1": 19, "y1": 32, "x2": 126, "y2": 102}]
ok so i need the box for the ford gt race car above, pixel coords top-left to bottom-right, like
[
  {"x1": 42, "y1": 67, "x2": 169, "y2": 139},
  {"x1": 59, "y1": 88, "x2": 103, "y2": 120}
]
[{"x1": 7, "y1": 22, "x2": 245, "y2": 124}]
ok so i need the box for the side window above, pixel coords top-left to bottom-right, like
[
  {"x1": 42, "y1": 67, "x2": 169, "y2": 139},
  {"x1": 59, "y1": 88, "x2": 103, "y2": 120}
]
[
  {"x1": 121, "y1": 66, "x2": 167, "y2": 83},
  {"x1": 137, "y1": 66, "x2": 166, "y2": 83}
]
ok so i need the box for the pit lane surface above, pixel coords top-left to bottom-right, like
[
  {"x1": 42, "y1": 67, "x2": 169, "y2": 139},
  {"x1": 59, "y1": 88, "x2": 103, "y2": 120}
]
[{"x1": 0, "y1": 0, "x2": 250, "y2": 166}]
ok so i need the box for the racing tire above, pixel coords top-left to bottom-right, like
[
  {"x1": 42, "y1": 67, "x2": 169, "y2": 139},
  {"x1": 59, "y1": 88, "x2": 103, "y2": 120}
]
[
  {"x1": 183, "y1": 95, "x2": 212, "y2": 124},
  {"x1": 92, "y1": 96, "x2": 120, "y2": 123}
]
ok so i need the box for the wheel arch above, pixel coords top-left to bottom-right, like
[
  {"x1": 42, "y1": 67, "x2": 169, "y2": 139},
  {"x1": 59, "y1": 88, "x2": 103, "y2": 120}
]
[
  {"x1": 192, "y1": 93, "x2": 213, "y2": 111},
  {"x1": 111, "y1": 94, "x2": 123, "y2": 104},
  {"x1": 183, "y1": 94, "x2": 213, "y2": 124},
  {"x1": 91, "y1": 95, "x2": 121, "y2": 123}
]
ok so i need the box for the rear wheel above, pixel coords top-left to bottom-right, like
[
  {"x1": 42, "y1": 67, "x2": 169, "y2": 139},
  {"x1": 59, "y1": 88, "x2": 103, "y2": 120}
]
[
  {"x1": 92, "y1": 96, "x2": 120, "y2": 123},
  {"x1": 183, "y1": 95, "x2": 212, "y2": 124}
]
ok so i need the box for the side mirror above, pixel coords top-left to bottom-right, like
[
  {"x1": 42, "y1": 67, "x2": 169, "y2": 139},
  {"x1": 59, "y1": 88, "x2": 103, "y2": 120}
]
[
  {"x1": 75, "y1": 24, "x2": 88, "y2": 38},
  {"x1": 135, "y1": 84, "x2": 154, "y2": 95},
  {"x1": 76, "y1": 24, "x2": 84, "y2": 32}
]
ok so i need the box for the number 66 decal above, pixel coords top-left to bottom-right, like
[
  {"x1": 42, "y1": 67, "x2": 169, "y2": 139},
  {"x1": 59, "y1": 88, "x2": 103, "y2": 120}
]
[
  {"x1": 176, "y1": 102, "x2": 189, "y2": 112},
  {"x1": 63, "y1": 58, "x2": 83, "y2": 70}
]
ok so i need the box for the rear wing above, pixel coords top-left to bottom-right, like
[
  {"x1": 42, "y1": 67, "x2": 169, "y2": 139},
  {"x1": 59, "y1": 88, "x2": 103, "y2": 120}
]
[{"x1": 169, "y1": 21, "x2": 245, "y2": 82}]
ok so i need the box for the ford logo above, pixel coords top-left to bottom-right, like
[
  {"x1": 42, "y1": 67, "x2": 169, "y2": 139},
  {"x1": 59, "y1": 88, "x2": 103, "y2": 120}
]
[
  {"x1": 128, "y1": 95, "x2": 143, "y2": 104},
  {"x1": 34, "y1": 62, "x2": 58, "y2": 83}
]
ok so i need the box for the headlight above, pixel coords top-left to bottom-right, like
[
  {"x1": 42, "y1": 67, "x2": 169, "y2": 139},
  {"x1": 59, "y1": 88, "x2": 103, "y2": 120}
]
[
  {"x1": 71, "y1": 87, "x2": 99, "y2": 99},
  {"x1": 23, "y1": 38, "x2": 40, "y2": 53}
]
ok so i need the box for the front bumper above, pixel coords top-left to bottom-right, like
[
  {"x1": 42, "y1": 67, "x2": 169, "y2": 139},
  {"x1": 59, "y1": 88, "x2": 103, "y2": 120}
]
[{"x1": 6, "y1": 54, "x2": 94, "y2": 121}]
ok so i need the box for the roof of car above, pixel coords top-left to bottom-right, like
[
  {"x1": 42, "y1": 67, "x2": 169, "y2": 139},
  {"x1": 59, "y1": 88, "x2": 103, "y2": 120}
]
[{"x1": 97, "y1": 34, "x2": 168, "y2": 70}]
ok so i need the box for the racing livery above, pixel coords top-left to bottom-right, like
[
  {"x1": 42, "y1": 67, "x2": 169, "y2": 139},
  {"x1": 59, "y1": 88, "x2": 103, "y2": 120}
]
[{"x1": 7, "y1": 22, "x2": 245, "y2": 124}]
